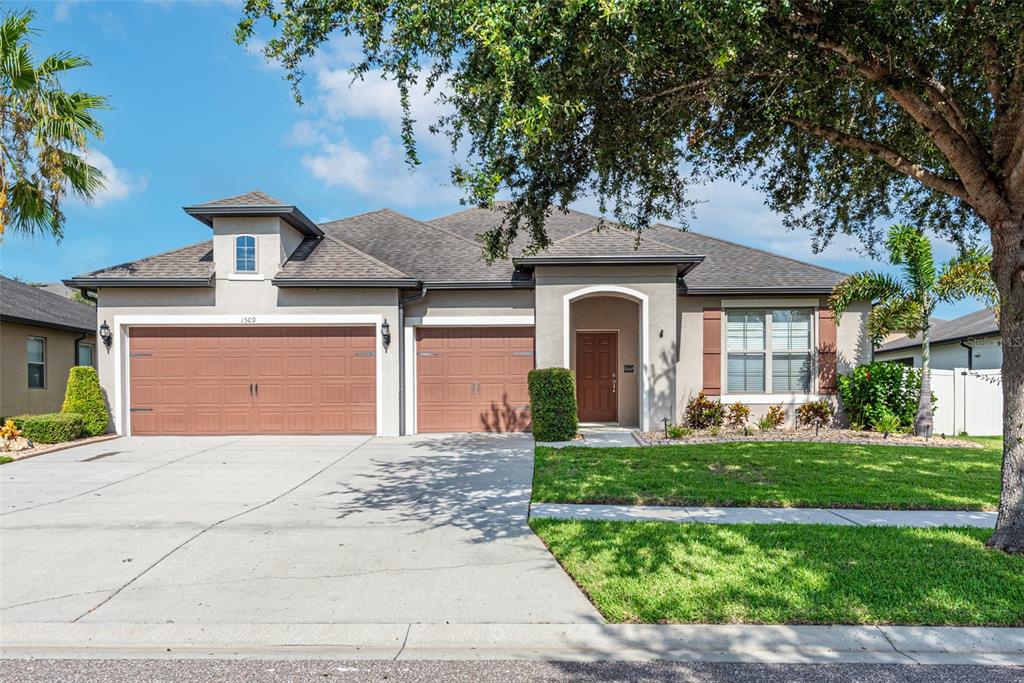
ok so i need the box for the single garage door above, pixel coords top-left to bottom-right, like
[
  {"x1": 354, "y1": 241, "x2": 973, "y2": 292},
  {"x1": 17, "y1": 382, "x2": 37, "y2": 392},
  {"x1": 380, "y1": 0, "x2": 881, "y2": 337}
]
[
  {"x1": 129, "y1": 326, "x2": 376, "y2": 435},
  {"x1": 416, "y1": 326, "x2": 534, "y2": 432}
]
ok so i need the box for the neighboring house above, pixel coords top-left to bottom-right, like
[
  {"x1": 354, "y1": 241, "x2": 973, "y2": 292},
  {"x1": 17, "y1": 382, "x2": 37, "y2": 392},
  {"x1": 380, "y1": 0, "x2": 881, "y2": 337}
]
[
  {"x1": 64, "y1": 191, "x2": 871, "y2": 436},
  {"x1": 36, "y1": 282, "x2": 85, "y2": 301},
  {"x1": 874, "y1": 308, "x2": 1001, "y2": 370},
  {"x1": 1, "y1": 276, "x2": 97, "y2": 417}
]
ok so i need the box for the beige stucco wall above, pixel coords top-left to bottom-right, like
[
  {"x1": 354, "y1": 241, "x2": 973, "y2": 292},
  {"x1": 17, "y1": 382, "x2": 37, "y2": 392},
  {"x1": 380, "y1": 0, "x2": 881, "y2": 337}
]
[
  {"x1": 533, "y1": 265, "x2": 678, "y2": 430},
  {"x1": 404, "y1": 288, "x2": 534, "y2": 319},
  {"x1": 875, "y1": 336, "x2": 1002, "y2": 370},
  {"x1": 674, "y1": 296, "x2": 871, "y2": 427},
  {"x1": 1, "y1": 322, "x2": 96, "y2": 417},
  {"x1": 569, "y1": 296, "x2": 641, "y2": 426}
]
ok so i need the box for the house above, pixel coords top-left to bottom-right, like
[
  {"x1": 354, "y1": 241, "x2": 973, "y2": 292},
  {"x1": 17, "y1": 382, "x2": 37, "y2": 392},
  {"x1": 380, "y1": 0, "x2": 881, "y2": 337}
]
[
  {"x1": 874, "y1": 308, "x2": 1001, "y2": 370},
  {"x1": 1, "y1": 276, "x2": 97, "y2": 417},
  {"x1": 64, "y1": 191, "x2": 871, "y2": 436}
]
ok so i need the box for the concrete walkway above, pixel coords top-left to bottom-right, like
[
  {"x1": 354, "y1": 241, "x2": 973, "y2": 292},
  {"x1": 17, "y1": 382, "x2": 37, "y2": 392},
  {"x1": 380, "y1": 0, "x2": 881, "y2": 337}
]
[
  {"x1": 3, "y1": 622, "x2": 1023, "y2": 665},
  {"x1": 530, "y1": 503, "x2": 998, "y2": 528},
  {"x1": 538, "y1": 425, "x2": 639, "y2": 449}
]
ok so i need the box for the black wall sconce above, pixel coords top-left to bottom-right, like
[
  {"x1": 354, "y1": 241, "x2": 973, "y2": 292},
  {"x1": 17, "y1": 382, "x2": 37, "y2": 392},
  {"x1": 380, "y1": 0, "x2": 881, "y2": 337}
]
[
  {"x1": 99, "y1": 320, "x2": 113, "y2": 350},
  {"x1": 381, "y1": 319, "x2": 391, "y2": 348}
]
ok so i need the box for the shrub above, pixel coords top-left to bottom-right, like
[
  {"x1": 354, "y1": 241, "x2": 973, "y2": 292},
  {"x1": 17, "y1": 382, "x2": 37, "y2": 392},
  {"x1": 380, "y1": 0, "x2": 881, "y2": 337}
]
[
  {"x1": 1, "y1": 419, "x2": 22, "y2": 451},
  {"x1": 62, "y1": 365, "x2": 109, "y2": 436},
  {"x1": 725, "y1": 401, "x2": 751, "y2": 429},
  {"x1": 873, "y1": 408, "x2": 902, "y2": 437},
  {"x1": 666, "y1": 424, "x2": 693, "y2": 439},
  {"x1": 764, "y1": 403, "x2": 787, "y2": 429},
  {"x1": 9, "y1": 413, "x2": 85, "y2": 444},
  {"x1": 528, "y1": 368, "x2": 578, "y2": 441},
  {"x1": 756, "y1": 415, "x2": 776, "y2": 432},
  {"x1": 837, "y1": 362, "x2": 923, "y2": 431},
  {"x1": 796, "y1": 400, "x2": 834, "y2": 435},
  {"x1": 685, "y1": 392, "x2": 724, "y2": 429}
]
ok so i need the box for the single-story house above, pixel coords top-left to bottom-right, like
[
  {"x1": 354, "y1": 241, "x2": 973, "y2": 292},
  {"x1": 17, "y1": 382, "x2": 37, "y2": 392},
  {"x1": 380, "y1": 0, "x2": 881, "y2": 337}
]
[
  {"x1": 65, "y1": 191, "x2": 871, "y2": 436},
  {"x1": 874, "y1": 308, "x2": 1001, "y2": 370},
  {"x1": 1, "y1": 275, "x2": 97, "y2": 417}
]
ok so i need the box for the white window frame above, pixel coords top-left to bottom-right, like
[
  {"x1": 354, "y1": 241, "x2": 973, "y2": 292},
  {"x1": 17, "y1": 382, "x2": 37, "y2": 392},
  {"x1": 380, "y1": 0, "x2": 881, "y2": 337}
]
[
  {"x1": 27, "y1": 336, "x2": 46, "y2": 389},
  {"x1": 723, "y1": 307, "x2": 816, "y2": 396},
  {"x1": 77, "y1": 341, "x2": 95, "y2": 367},
  {"x1": 234, "y1": 234, "x2": 257, "y2": 273}
]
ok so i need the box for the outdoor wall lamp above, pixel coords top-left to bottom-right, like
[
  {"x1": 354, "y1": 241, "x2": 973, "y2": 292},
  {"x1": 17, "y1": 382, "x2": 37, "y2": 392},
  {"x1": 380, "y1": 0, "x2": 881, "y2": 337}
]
[
  {"x1": 381, "y1": 319, "x2": 391, "y2": 348},
  {"x1": 99, "y1": 320, "x2": 113, "y2": 350}
]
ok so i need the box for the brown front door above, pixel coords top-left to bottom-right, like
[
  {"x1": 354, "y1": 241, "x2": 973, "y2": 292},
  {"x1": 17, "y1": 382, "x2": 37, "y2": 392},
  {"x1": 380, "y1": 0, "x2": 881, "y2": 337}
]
[
  {"x1": 416, "y1": 326, "x2": 534, "y2": 432},
  {"x1": 128, "y1": 326, "x2": 376, "y2": 435},
  {"x1": 576, "y1": 332, "x2": 617, "y2": 422}
]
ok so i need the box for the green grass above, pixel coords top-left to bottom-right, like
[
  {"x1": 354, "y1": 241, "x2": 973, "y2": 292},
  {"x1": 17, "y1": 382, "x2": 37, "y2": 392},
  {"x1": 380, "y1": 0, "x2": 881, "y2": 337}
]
[
  {"x1": 533, "y1": 439, "x2": 1001, "y2": 510},
  {"x1": 531, "y1": 519, "x2": 1024, "y2": 625},
  {"x1": 0, "y1": 455, "x2": 12, "y2": 465}
]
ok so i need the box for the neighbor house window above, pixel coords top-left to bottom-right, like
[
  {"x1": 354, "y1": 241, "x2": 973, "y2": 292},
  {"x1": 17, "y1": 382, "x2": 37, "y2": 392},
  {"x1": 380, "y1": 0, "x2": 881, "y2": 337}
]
[
  {"x1": 726, "y1": 309, "x2": 813, "y2": 394},
  {"x1": 235, "y1": 235, "x2": 256, "y2": 272},
  {"x1": 27, "y1": 336, "x2": 45, "y2": 389},
  {"x1": 77, "y1": 342, "x2": 95, "y2": 367}
]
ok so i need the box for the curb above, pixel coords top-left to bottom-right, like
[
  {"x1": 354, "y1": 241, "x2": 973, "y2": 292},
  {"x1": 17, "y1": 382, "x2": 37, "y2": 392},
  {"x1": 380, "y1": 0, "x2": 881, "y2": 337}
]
[{"x1": 3, "y1": 623, "x2": 1022, "y2": 664}]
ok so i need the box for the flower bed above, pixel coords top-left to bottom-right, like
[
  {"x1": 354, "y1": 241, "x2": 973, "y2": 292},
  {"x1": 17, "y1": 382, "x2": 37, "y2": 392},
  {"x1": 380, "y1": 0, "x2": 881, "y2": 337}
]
[{"x1": 635, "y1": 428, "x2": 982, "y2": 448}]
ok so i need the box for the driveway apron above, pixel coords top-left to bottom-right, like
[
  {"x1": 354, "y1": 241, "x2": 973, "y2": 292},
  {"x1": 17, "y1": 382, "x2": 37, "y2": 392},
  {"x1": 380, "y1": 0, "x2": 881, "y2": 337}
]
[{"x1": 0, "y1": 434, "x2": 600, "y2": 624}]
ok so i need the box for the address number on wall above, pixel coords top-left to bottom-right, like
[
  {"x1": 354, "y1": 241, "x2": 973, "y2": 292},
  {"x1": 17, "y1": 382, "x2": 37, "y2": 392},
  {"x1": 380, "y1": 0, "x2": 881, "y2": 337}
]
[{"x1": 240, "y1": 316, "x2": 257, "y2": 324}]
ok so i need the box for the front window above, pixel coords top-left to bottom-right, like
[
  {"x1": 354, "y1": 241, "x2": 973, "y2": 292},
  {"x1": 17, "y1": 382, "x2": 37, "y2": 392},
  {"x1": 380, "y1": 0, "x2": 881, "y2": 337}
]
[
  {"x1": 235, "y1": 235, "x2": 256, "y2": 272},
  {"x1": 77, "y1": 342, "x2": 95, "y2": 367},
  {"x1": 27, "y1": 336, "x2": 45, "y2": 388},
  {"x1": 726, "y1": 308, "x2": 813, "y2": 393}
]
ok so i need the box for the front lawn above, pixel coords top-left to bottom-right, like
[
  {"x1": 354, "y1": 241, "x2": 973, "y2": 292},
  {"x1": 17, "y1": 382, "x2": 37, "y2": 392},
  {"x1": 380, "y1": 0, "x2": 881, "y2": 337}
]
[
  {"x1": 531, "y1": 519, "x2": 1024, "y2": 625},
  {"x1": 532, "y1": 439, "x2": 1001, "y2": 510}
]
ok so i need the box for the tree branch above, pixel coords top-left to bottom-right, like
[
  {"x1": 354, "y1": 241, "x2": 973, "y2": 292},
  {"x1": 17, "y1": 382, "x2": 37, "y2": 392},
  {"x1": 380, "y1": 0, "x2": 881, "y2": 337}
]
[{"x1": 782, "y1": 116, "x2": 968, "y2": 198}]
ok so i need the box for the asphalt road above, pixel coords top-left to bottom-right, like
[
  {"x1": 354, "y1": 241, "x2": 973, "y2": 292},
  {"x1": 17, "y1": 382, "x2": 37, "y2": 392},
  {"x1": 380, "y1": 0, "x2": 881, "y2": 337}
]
[{"x1": 0, "y1": 660, "x2": 1021, "y2": 682}]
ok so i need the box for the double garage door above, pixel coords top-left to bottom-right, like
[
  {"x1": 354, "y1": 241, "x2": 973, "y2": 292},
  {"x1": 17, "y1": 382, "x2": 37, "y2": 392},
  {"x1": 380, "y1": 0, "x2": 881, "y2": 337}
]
[{"x1": 128, "y1": 325, "x2": 533, "y2": 435}]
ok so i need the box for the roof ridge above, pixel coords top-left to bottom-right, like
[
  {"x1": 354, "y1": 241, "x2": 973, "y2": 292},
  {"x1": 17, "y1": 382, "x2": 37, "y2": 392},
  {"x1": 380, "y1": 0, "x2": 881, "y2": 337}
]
[
  {"x1": 77, "y1": 239, "x2": 213, "y2": 278},
  {"x1": 375, "y1": 207, "x2": 484, "y2": 248},
  {"x1": 317, "y1": 232, "x2": 413, "y2": 279}
]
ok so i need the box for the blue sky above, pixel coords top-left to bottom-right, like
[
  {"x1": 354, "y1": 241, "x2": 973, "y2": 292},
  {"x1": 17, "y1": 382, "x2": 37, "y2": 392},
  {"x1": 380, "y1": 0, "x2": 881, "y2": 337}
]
[{"x1": 3, "y1": 0, "x2": 985, "y2": 319}]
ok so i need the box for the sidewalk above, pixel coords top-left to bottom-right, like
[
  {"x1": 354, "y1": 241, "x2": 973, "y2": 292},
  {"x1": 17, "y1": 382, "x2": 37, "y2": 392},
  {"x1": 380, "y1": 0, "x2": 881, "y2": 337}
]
[
  {"x1": 529, "y1": 503, "x2": 998, "y2": 528},
  {"x1": 538, "y1": 425, "x2": 639, "y2": 449},
  {"x1": 3, "y1": 622, "x2": 1022, "y2": 664}
]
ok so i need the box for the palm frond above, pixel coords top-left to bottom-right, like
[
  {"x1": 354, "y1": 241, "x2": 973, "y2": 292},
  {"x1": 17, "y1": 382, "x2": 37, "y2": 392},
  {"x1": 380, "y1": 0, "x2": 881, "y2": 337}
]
[
  {"x1": 936, "y1": 247, "x2": 1000, "y2": 311},
  {"x1": 829, "y1": 271, "x2": 907, "y2": 322},
  {"x1": 885, "y1": 223, "x2": 935, "y2": 297},
  {"x1": 866, "y1": 298, "x2": 924, "y2": 345}
]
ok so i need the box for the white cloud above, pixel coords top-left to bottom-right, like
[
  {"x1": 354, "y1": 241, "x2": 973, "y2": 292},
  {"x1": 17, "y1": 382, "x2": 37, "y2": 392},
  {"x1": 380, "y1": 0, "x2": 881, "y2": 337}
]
[
  {"x1": 83, "y1": 150, "x2": 148, "y2": 207},
  {"x1": 53, "y1": 0, "x2": 82, "y2": 22}
]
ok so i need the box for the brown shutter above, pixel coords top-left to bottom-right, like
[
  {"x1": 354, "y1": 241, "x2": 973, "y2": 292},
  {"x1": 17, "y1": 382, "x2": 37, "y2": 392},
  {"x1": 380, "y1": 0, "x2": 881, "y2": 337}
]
[
  {"x1": 818, "y1": 309, "x2": 837, "y2": 394},
  {"x1": 702, "y1": 308, "x2": 722, "y2": 396}
]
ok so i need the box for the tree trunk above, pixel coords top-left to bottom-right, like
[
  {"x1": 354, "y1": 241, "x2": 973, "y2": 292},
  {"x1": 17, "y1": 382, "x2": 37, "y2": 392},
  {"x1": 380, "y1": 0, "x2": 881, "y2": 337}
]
[
  {"x1": 915, "y1": 317, "x2": 934, "y2": 438},
  {"x1": 988, "y1": 217, "x2": 1024, "y2": 554}
]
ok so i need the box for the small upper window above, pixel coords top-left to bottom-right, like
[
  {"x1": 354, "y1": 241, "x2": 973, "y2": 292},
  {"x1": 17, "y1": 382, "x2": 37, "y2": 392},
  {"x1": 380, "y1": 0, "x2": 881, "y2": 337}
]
[
  {"x1": 235, "y1": 235, "x2": 256, "y2": 272},
  {"x1": 77, "y1": 342, "x2": 95, "y2": 368},
  {"x1": 27, "y1": 336, "x2": 45, "y2": 388}
]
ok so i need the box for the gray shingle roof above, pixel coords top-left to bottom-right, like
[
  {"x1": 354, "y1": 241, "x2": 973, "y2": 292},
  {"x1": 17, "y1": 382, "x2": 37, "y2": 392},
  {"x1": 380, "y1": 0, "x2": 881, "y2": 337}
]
[
  {"x1": 69, "y1": 241, "x2": 214, "y2": 283},
  {"x1": 70, "y1": 202, "x2": 847, "y2": 292},
  {"x1": 877, "y1": 309, "x2": 999, "y2": 352},
  {"x1": 1, "y1": 275, "x2": 95, "y2": 333},
  {"x1": 193, "y1": 190, "x2": 285, "y2": 207}
]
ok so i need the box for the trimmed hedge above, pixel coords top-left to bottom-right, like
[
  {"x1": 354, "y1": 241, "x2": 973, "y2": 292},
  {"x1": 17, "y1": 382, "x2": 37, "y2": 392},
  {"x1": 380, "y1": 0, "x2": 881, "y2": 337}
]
[
  {"x1": 62, "y1": 365, "x2": 109, "y2": 436},
  {"x1": 9, "y1": 413, "x2": 85, "y2": 444},
  {"x1": 528, "y1": 367, "x2": 578, "y2": 442},
  {"x1": 837, "y1": 361, "x2": 923, "y2": 430}
]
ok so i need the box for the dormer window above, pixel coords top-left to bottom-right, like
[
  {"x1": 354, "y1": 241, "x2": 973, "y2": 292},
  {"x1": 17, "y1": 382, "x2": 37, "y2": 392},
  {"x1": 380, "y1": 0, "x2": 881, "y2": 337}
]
[{"x1": 235, "y1": 235, "x2": 256, "y2": 272}]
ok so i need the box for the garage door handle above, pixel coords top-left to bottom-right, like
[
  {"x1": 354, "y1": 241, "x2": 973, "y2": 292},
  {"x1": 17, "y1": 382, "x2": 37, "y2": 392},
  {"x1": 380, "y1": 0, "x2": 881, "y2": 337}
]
[
  {"x1": 255, "y1": 383, "x2": 259, "y2": 397},
  {"x1": 249, "y1": 383, "x2": 254, "y2": 396}
]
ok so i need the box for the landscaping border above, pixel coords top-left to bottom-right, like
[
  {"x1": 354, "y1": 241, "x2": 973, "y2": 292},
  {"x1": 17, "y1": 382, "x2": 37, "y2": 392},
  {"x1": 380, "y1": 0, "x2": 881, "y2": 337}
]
[
  {"x1": 2, "y1": 434, "x2": 121, "y2": 462},
  {"x1": 634, "y1": 430, "x2": 982, "y2": 449}
]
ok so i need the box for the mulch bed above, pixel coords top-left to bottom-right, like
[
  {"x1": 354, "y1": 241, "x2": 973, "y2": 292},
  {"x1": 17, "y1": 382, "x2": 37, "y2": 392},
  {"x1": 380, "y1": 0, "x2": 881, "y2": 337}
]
[
  {"x1": 1, "y1": 433, "x2": 121, "y2": 462},
  {"x1": 634, "y1": 428, "x2": 983, "y2": 449}
]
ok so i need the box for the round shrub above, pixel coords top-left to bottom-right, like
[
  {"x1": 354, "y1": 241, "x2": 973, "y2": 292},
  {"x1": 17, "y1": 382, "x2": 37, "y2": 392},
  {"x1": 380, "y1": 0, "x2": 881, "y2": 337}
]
[
  {"x1": 62, "y1": 365, "x2": 109, "y2": 436},
  {"x1": 685, "y1": 392, "x2": 724, "y2": 429},
  {"x1": 10, "y1": 413, "x2": 85, "y2": 444},
  {"x1": 528, "y1": 367, "x2": 578, "y2": 441},
  {"x1": 837, "y1": 362, "x2": 923, "y2": 431}
]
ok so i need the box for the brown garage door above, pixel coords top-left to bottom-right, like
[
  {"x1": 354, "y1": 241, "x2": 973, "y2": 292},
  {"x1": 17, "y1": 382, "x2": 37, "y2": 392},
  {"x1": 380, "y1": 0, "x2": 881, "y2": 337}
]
[
  {"x1": 129, "y1": 326, "x2": 376, "y2": 435},
  {"x1": 416, "y1": 326, "x2": 534, "y2": 432}
]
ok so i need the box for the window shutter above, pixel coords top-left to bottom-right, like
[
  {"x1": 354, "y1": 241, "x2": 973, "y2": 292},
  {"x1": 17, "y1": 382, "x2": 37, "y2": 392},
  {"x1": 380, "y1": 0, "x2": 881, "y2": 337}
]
[
  {"x1": 703, "y1": 308, "x2": 722, "y2": 396},
  {"x1": 818, "y1": 309, "x2": 837, "y2": 394}
]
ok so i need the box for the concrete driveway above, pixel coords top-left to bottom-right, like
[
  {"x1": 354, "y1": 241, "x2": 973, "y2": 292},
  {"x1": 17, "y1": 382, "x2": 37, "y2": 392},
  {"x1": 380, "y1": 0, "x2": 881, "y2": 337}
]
[{"x1": 0, "y1": 434, "x2": 600, "y2": 625}]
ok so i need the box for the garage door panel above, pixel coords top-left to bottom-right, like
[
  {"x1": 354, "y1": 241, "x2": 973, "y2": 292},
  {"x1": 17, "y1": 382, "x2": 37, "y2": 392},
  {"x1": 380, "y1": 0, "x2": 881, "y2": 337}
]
[
  {"x1": 129, "y1": 326, "x2": 376, "y2": 435},
  {"x1": 416, "y1": 326, "x2": 533, "y2": 433}
]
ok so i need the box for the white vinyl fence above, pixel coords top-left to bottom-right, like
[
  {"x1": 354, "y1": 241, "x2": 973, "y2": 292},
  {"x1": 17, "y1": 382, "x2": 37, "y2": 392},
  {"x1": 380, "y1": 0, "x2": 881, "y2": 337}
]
[{"x1": 930, "y1": 368, "x2": 1003, "y2": 436}]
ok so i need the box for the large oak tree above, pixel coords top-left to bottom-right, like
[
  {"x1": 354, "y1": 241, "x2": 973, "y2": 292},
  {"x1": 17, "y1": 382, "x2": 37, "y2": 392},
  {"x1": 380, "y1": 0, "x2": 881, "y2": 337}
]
[{"x1": 238, "y1": 0, "x2": 1024, "y2": 552}]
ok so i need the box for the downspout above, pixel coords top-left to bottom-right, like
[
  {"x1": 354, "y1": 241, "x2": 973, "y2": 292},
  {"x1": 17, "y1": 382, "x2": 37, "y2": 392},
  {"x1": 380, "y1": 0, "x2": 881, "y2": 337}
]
[
  {"x1": 78, "y1": 288, "x2": 98, "y2": 304},
  {"x1": 73, "y1": 332, "x2": 86, "y2": 366},
  {"x1": 398, "y1": 286, "x2": 429, "y2": 436},
  {"x1": 960, "y1": 340, "x2": 974, "y2": 371}
]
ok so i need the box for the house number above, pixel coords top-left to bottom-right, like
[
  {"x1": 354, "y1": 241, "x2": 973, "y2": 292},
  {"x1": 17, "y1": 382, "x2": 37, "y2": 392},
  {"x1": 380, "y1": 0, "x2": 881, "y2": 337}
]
[{"x1": 241, "y1": 316, "x2": 257, "y2": 324}]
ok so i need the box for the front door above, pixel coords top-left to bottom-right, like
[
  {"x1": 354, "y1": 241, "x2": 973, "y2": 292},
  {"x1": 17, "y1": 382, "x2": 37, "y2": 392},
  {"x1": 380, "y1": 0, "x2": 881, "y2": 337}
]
[{"x1": 576, "y1": 332, "x2": 617, "y2": 422}]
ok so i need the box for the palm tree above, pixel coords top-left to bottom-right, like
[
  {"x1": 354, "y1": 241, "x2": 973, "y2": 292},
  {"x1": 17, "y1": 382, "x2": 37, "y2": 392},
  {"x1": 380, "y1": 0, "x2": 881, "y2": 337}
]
[
  {"x1": 830, "y1": 224, "x2": 998, "y2": 438},
  {"x1": 0, "y1": 8, "x2": 107, "y2": 239}
]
